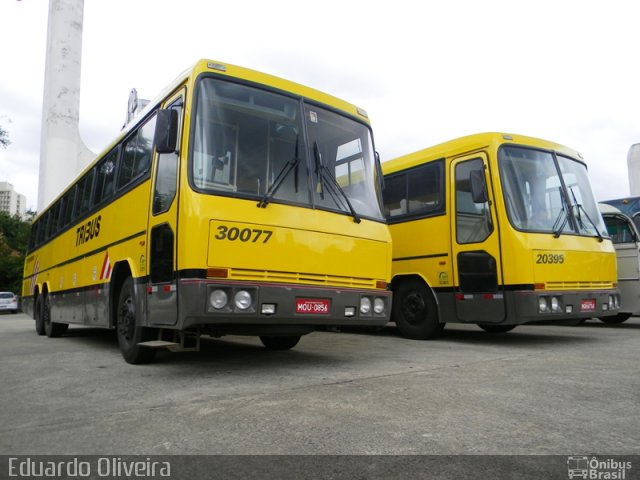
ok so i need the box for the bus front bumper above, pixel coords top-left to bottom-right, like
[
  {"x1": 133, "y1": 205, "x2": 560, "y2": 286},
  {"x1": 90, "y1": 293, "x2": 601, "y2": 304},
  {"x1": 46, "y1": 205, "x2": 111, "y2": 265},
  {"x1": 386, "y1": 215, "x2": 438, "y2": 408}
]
[
  {"x1": 510, "y1": 289, "x2": 621, "y2": 323},
  {"x1": 178, "y1": 279, "x2": 391, "y2": 330}
]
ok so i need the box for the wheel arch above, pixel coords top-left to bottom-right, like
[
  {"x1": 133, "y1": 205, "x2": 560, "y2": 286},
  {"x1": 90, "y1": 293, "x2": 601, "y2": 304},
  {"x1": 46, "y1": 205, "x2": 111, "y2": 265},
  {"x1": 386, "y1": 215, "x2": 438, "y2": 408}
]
[
  {"x1": 391, "y1": 273, "x2": 437, "y2": 301},
  {"x1": 109, "y1": 260, "x2": 134, "y2": 328}
]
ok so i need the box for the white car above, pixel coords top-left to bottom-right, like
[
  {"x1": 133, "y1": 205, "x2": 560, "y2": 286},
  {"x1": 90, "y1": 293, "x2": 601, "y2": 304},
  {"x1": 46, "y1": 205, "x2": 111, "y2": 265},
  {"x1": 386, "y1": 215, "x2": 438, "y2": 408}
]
[{"x1": 0, "y1": 292, "x2": 19, "y2": 314}]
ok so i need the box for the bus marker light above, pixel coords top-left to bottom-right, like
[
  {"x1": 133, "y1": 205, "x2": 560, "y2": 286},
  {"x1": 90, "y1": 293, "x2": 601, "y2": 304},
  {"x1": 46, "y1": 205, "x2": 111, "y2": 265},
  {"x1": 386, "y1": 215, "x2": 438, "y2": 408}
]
[
  {"x1": 207, "y1": 268, "x2": 229, "y2": 278},
  {"x1": 345, "y1": 307, "x2": 356, "y2": 317},
  {"x1": 261, "y1": 304, "x2": 276, "y2": 315},
  {"x1": 207, "y1": 62, "x2": 227, "y2": 72},
  {"x1": 565, "y1": 305, "x2": 573, "y2": 313}
]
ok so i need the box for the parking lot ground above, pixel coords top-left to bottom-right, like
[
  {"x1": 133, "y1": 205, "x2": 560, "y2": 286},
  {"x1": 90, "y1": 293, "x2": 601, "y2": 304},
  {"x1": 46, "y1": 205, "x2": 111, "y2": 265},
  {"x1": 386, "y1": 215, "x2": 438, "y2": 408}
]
[{"x1": 0, "y1": 313, "x2": 639, "y2": 460}]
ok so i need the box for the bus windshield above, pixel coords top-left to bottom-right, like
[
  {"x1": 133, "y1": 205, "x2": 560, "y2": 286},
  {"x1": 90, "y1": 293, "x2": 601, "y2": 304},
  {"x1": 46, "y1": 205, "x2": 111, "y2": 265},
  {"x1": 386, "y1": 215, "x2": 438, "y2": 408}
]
[
  {"x1": 191, "y1": 77, "x2": 384, "y2": 221},
  {"x1": 499, "y1": 146, "x2": 607, "y2": 237}
]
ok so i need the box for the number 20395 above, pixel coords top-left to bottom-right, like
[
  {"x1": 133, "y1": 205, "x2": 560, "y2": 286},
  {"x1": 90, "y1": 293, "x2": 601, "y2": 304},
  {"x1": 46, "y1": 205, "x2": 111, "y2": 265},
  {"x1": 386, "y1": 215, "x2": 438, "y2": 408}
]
[
  {"x1": 536, "y1": 253, "x2": 565, "y2": 264},
  {"x1": 214, "y1": 225, "x2": 273, "y2": 244}
]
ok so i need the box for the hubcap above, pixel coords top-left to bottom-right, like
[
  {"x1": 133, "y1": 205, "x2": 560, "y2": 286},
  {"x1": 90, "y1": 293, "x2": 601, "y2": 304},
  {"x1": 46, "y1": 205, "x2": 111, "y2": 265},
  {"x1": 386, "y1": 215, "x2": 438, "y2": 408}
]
[
  {"x1": 118, "y1": 296, "x2": 135, "y2": 341},
  {"x1": 402, "y1": 291, "x2": 426, "y2": 326}
]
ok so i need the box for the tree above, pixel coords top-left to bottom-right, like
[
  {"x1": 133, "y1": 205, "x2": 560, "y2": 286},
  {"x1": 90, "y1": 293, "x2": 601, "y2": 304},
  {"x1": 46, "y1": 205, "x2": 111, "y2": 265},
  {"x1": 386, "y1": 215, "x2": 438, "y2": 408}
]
[
  {"x1": 0, "y1": 124, "x2": 10, "y2": 149},
  {"x1": 0, "y1": 211, "x2": 31, "y2": 293}
]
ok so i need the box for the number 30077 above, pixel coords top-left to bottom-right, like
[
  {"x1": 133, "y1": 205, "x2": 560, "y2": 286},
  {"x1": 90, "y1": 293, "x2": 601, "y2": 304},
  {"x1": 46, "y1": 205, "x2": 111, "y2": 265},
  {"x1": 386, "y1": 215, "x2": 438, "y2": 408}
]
[{"x1": 214, "y1": 225, "x2": 273, "y2": 244}]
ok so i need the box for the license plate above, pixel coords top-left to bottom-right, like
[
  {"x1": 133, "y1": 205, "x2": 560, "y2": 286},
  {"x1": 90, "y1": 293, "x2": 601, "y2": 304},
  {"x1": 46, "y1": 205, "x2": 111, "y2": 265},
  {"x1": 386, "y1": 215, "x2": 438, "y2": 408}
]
[
  {"x1": 295, "y1": 298, "x2": 330, "y2": 315},
  {"x1": 580, "y1": 299, "x2": 596, "y2": 312}
]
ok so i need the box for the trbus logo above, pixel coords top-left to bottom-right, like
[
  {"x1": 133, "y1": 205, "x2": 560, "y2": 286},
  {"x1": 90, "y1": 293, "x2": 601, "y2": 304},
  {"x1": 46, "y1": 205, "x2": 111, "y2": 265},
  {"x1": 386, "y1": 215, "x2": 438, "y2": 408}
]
[{"x1": 567, "y1": 456, "x2": 632, "y2": 479}]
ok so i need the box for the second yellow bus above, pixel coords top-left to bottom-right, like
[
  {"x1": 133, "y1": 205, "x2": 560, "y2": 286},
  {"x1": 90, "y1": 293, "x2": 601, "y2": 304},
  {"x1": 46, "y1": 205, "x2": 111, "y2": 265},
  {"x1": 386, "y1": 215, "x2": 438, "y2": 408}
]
[{"x1": 382, "y1": 133, "x2": 620, "y2": 339}]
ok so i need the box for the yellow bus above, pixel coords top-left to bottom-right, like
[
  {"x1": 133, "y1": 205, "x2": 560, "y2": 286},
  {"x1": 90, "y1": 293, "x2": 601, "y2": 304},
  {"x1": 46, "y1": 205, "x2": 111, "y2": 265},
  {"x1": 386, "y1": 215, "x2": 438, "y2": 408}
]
[
  {"x1": 382, "y1": 132, "x2": 620, "y2": 339},
  {"x1": 22, "y1": 59, "x2": 392, "y2": 363}
]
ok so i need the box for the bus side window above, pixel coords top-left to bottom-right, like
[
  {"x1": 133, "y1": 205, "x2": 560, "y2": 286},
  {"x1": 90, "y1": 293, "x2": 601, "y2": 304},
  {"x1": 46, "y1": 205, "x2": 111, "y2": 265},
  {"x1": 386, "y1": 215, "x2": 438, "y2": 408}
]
[
  {"x1": 118, "y1": 114, "x2": 157, "y2": 190},
  {"x1": 93, "y1": 149, "x2": 118, "y2": 207},
  {"x1": 455, "y1": 158, "x2": 492, "y2": 244},
  {"x1": 383, "y1": 161, "x2": 445, "y2": 220},
  {"x1": 76, "y1": 169, "x2": 95, "y2": 219},
  {"x1": 383, "y1": 174, "x2": 408, "y2": 218}
]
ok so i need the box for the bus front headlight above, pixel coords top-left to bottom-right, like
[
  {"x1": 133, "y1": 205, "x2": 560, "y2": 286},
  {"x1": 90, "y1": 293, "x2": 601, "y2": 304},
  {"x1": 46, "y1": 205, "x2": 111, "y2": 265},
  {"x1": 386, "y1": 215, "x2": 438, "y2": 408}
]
[
  {"x1": 551, "y1": 296, "x2": 561, "y2": 313},
  {"x1": 538, "y1": 297, "x2": 548, "y2": 313},
  {"x1": 234, "y1": 290, "x2": 253, "y2": 310},
  {"x1": 360, "y1": 297, "x2": 371, "y2": 315},
  {"x1": 210, "y1": 289, "x2": 228, "y2": 310},
  {"x1": 373, "y1": 297, "x2": 385, "y2": 315}
]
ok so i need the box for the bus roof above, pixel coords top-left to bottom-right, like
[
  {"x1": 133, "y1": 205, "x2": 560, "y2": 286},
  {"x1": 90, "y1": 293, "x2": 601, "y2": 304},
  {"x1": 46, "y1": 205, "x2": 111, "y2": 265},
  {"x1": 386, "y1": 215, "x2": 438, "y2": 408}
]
[
  {"x1": 381, "y1": 132, "x2": 584, "y2": 175},
  {"x1": 37, "y1": 59, "x2": 370, "y2": 217},
  {"x1": 601, "y1": 196, "x2": 640, "y2": 215}
]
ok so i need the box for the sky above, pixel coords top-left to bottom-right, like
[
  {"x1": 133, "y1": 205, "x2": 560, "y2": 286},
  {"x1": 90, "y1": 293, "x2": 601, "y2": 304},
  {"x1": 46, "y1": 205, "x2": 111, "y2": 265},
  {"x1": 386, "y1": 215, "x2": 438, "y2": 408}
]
[{"x1": 0, "y1": 0, "x2": 638, "y2": 212}]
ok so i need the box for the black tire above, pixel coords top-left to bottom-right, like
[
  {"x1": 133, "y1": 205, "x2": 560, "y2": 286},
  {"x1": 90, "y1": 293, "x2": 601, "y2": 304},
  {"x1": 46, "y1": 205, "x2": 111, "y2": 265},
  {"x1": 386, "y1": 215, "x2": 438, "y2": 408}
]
[
  {"x1": 392, "y1": 280, "x2": 443, "y2": 340},
  {"x1": 116, "y1": 277, "x2": 156, "y2": 364},
  {"x1": 43, "y1": 296, "x2": 69, "y2": 337},
  {"x1": 260, "y1": 335, "x2": 301, "y2": 350},
  {"x1": 598, "y1": 313, "x2": 631, "y2": 324},
  {"x1": 478, "y1": 324, "x2": 516, "y2": 333},
  {"x1": 34, "y1": 296, "x2": 45, "y2": 336}
]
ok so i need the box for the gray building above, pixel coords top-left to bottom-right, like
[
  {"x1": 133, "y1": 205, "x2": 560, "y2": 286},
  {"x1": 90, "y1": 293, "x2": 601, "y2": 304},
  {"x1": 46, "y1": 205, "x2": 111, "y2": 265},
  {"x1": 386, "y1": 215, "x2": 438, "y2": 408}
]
[{"x1": 0, "y1": 182, "x2": 27, "y2": 219}]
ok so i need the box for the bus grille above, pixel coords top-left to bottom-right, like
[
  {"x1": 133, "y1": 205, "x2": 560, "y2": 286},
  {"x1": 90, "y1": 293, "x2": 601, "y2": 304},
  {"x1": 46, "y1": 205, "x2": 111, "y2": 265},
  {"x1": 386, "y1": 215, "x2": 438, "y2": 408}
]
[
  {"x1": 545, "y1": 280, "x2": 615, "y2": 290},
  {"x1": 228, "y1": 268, "x2": 376, "y2": 289}
]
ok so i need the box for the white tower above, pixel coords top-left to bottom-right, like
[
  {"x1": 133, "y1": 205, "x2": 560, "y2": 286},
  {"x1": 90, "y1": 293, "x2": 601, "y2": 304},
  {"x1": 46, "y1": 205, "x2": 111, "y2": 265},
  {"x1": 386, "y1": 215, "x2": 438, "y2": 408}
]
[
  {"x1": 628, "y1": 144, "x2": 640, "y2": 196},
  {"x1": 37, "y1": 0, "x2": 94, "y2": 212}
]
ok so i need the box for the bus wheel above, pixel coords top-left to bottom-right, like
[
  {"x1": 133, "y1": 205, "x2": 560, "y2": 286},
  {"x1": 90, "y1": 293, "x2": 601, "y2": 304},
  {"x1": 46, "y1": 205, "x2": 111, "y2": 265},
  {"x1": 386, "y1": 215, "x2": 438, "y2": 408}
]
[
  {"x1": 478, "y1": 324, "x2": 516, "y2": 333},
  {"x1": 43, "y1": 296, "x2": 69, "y2": 337},
  {"x1": 393, "y1": 280, "x2": 443, "y2": 340},
  {"x1": 260, "y1": 335, "x2": 301, "y2": 350},
  {"x1": 598, "y1": 313, "x2": 631, "y2": 324},
  {"x1": 34, "y1": 296, "x2": 45, "y2": 336},
  {"x1": 116, "y1": 277, "x2": 156, "y2": 364}
]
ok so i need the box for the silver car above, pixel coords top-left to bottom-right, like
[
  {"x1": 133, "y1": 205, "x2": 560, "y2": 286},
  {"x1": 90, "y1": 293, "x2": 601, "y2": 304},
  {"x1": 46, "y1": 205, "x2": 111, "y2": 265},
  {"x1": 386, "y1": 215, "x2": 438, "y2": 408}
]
[{"x1": 0, "y1": 292, "x2": 19, "y2": 314}]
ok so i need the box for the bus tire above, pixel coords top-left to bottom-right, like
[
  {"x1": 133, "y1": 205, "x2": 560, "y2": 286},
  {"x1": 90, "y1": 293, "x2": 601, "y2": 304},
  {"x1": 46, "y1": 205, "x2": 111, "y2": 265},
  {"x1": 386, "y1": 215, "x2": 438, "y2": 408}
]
[
  {"x1": 392, "y1": 280, "x2": 443, "y2": 340},
  {"x1": 478, "y1": 324, "x2": 516, "y2": 333},
  {"x1": 34, "y1": 296, "x2": 46, "y2": 336},
  {"x1": 116, "y1": 277, "x2": 157, "y2": 364},
  {"x1": 598, "y1": 313, "x2": 631, "y2": 324},
  {"x1": 43, "y1": 296, "x2": 69, "y2": 337},
  {"x1": 260, "y1": 335, "x2": 301, "y2": 350}
]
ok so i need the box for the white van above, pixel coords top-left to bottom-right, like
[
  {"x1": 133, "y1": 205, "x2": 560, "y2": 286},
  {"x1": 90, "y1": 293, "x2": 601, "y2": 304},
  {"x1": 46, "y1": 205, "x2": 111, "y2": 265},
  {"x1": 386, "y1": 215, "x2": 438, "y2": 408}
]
[{"x1": 599, "y1": 203, "x2": 640, "y2": 323}]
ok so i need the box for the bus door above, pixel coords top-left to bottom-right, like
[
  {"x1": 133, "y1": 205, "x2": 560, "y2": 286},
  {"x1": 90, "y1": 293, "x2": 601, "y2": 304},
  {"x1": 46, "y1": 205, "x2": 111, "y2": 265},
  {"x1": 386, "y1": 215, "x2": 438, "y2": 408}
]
[
  {"x1": 450, "y1": 153, "x2": 505, "y2": 323},
  {"x1": 146, "y1": 91, "x2": 184, "y2": 325}
]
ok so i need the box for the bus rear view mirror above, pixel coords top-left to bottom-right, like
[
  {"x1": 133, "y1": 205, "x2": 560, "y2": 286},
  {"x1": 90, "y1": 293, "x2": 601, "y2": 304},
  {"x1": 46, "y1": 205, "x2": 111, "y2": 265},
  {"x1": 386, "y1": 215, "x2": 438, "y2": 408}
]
[
  {"x1": 470, "y1": 170, "x2": 488, "y2": 204},
  {"x1": 154, "y1": 108, "x2": 179, "y2": 154}
]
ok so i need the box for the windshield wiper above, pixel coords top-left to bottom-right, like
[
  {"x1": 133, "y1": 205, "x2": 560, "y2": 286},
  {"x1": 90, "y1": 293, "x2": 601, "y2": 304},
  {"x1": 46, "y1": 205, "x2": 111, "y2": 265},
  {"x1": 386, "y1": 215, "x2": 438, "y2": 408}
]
[
  {"x1": 313, "y1": 142, "x2": 361, "y2": 223},
  {"x1": 569, "y1": 187, "x2": 603, "y2": 242},
  {"x1": 553, "y1": 187, "x2": 569, "y2": 238},
  {"x1": 257, "y1": 135, "x2": 300, "y2": 208}
]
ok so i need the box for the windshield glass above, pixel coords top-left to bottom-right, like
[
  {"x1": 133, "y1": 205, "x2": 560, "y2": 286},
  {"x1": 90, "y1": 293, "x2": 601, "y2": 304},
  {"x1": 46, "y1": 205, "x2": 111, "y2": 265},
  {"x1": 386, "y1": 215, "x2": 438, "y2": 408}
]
[
  {"x1": 304, "y1": 105, "x2": 384, "y2": 220},
  {"x1": 192, "y1": 78, "x2": 308, "y2": 205},
  {"x1": 499, "y1": 146, "x2": 607, "y2": 237},
  {"x1": 191, "y1": 77, "x2": 384, "y2": 221}
]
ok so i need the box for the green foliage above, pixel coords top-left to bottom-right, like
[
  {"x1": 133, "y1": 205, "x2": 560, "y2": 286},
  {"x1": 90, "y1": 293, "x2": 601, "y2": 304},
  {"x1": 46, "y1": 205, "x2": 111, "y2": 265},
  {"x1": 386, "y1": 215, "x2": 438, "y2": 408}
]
[{"x1": 0, "y1": 211, "x2": 31, "y2": 293}]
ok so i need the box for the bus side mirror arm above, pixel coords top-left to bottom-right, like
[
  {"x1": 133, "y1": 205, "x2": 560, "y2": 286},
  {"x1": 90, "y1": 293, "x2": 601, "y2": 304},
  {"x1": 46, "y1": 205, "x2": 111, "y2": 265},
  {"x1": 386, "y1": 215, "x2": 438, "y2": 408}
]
[{"x1": 154, "y1": 109, "x2": 179, "y2": 154}]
